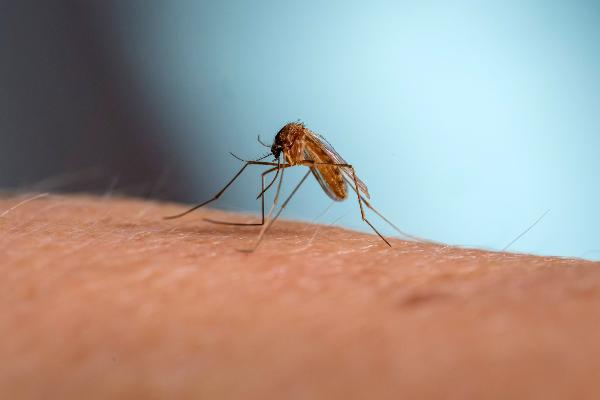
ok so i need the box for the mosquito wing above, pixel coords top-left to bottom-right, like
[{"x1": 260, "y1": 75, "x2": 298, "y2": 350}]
[
  {"x1": 303, "y1": 136, "x2": 347, "y2": 201},
  {"x1": 304, "y1": 131, "x2": 371, "y2": 199}
]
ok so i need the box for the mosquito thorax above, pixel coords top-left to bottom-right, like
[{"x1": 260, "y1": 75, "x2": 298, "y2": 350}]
[{"x1": 271, "y1": 143, "x2": 282, "y2": 159}]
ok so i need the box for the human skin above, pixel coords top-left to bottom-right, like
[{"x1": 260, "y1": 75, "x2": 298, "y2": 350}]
[{"x1": 1, "y1": 194, "x2": 599, "y2": 399}]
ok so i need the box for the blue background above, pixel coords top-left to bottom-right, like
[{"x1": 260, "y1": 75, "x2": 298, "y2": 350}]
[{"x1": 2, "y1": 1, "x2": 599, "y2": 259}]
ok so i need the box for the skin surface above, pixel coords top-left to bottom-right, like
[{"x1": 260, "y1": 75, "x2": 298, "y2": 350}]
[{"x1": 1, "y1": 194, "x2": 599, "y2": 399}]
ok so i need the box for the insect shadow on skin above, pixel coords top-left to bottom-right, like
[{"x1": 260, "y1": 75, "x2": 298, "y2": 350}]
[{"x1": 164, "y1": 122, "x2": 422, "y2": 252}]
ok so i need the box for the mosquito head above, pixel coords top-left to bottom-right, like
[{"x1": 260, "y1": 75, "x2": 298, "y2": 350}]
[
  {"x1": 271, "y1": 129, "x2": 286, "y2": 160},
  {"x1": 269, "y1": 138, "x2": 281, "y2": 159},
  {"x1": 271, "y1": 122, "x2": 306, "y2": 163}
]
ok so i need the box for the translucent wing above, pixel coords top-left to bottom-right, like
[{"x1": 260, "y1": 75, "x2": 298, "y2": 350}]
[
  {"x1": 303, "y1": 136, "x2": 347, "y2": 201},
  {"x1": 309, "y1": 166, "x2": 345, "y2": 201},
  {"x1": 304, "y1": 131, "x2": 371, "y2": 199}
]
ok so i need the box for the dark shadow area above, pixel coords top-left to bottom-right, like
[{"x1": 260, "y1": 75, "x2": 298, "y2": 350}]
[{"x1": 0, "y1": 1, "x2": 187, "y2": 199}]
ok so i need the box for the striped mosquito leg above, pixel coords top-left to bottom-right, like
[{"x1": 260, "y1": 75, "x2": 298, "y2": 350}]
[
  {"x1": 205, "y1": 164, "x2": 296, "y2": 226},
  {"x1": 203, "y1": 167, "x2": 269, "y2": 226},
  {"x1": 347, "y1": 166, "x2": 391, "y2": 247},
  {"x1": 243, "y1": 169, "x2": 311, "y2": 252},
  {"x1": 164, "y1": 160, "x2": 283, "y2": 220},
  {"x1": 270, "y1": 169, "x2": 311, "y2": 226},
  {"x1": 239, "y1": 166, "x2": 286, "y2": 252},
  {"x1": 301, "y1": 161, "x2": 391, "y2": 247},
  {"x1": 341, "y1": 176, "x2": 434, "y2": 244}
]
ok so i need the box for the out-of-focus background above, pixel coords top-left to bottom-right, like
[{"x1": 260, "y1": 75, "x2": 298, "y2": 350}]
[{"x1": 1, "y1": 1, "x2": 599, "y2": 260}]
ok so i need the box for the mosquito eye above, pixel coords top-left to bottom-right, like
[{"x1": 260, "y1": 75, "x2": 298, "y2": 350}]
[{"x1": 271, "y1": 144, "x2": 282, "y2": 158}]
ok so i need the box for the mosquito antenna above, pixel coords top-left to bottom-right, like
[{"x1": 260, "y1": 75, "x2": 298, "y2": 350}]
[
  {"x1": 256, "y1": 153, "x2": 271, "y2": 161},
  {"x1": 229, "y1": 152, "x2": 271, "y2": 162},
  {"x1": 502, "y1": 209, "x2": 550, "y2": 251},
  {"x1": 256, "y1": 157, "x2": 280, "y2": 199},
  {"x1": 257, "y1": 135, "x2": 270, "y2": 148},
  {"x1": 229, "y1": 152, "x2": 247, "y2": 162}
]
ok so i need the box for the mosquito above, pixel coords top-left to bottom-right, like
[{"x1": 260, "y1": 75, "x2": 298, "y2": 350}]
[{"x1": 165, "y1": 122, "x2": 417, "y2": 251}]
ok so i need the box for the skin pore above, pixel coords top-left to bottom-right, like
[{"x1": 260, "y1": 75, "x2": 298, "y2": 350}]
[{"x1": 1, "y1": 194, "x2": 599, "y2": 399}]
